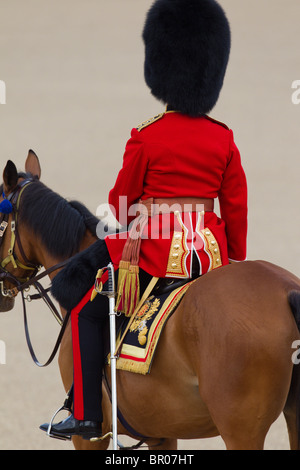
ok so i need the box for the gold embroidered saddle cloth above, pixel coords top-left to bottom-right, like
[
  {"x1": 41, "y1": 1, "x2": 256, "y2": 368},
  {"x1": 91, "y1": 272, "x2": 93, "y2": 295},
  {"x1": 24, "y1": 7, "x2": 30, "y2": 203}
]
[{"x1": 109, "y1": 280, "x2": 194, "y2": 375}]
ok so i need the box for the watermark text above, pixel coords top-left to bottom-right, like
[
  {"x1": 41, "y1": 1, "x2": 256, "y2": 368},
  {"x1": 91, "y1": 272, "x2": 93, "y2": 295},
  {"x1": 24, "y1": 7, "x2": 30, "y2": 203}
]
[
  {"x1": 0, "y1": 80, "x2": 6, "y2": 104},
  {"x1": 0, "y1": 340, "x2": 6, "y2": 364},
  {"x1": 96, "y1": 197, "x2": 205, "y2": 249},
  {"x1": 292, "y1": 80, "x2": 300, "y2": 105}
]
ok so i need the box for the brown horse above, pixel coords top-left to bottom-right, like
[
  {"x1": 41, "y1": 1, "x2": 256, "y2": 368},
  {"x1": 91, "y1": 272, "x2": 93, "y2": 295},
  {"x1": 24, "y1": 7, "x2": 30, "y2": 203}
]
[{"x1": 1, "y1": 151, "x2": 300, "y2": 450}]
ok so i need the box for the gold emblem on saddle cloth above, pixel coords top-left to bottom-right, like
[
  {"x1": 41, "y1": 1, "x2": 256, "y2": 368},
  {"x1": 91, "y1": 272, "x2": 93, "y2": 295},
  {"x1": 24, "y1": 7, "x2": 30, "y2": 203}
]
[{"x1": 130, "y1": 297, "x2": 161, "y2": 346}]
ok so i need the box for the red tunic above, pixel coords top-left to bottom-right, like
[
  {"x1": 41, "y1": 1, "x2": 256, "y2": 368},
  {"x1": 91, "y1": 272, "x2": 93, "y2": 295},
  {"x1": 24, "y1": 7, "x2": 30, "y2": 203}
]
[{"x1": 105, "y1": 111, "x2": 247, "y2": 278}]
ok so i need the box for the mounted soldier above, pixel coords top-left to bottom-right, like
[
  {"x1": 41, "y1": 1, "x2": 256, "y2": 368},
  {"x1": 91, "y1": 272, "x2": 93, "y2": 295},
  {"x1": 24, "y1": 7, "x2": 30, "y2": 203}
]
[{"x1": 40, "y1": 0, "x2": 247, "y2": 441}]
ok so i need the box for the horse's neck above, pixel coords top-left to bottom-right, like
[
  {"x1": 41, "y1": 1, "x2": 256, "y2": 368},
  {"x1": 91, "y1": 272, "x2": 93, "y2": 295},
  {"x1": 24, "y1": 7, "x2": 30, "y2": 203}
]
[
  {"x1": 27, "y1": 227, "x2": 97, "y2": 280},
  {"x1": 78, "y1": 229, "x2": 98, "y2": 254}
]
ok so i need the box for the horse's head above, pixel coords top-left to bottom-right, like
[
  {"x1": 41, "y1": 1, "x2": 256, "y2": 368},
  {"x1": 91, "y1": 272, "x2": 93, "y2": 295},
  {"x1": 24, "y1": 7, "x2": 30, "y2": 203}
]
[{"x1": 0, "y1": 150, "x2": 41, "y2": 312}]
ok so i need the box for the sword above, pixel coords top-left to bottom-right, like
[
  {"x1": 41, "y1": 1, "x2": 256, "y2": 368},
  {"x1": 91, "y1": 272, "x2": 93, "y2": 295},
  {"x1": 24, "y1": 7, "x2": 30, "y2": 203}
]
[
  {"x1": 90, "y1": 262, "x2": 118, "y2": 450},
  {"x1": 107, "y1": 263, "x2": 118, "y2": 451}
]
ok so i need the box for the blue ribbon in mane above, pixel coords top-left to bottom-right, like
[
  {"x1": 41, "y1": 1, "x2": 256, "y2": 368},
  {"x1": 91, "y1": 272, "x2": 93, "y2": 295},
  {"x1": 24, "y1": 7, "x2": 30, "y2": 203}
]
[{"x1": 0, "y1": 192, "x2": 13, "y2": 214}]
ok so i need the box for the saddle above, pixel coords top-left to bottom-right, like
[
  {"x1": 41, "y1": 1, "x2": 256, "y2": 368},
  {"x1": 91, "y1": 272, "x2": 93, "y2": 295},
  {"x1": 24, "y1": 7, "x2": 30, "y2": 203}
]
[{"x1": 106, "y1": 276, "x2": 195, "y2": 375}]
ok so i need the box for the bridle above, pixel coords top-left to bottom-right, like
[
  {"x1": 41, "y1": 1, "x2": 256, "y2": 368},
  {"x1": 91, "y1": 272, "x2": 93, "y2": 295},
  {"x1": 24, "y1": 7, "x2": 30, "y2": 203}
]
[
  {"x1": 0, "y1": 178, "x2": 40, "y2": 295},
  {"x1": 0, "y1": 178, "x2": 71, "y2": 366}
]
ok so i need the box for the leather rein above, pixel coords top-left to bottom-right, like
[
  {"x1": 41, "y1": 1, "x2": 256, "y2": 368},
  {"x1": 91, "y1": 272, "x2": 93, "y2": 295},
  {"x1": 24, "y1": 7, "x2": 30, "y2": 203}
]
[{"x1": 0, "y1": 179, "x2": 71, "y2": 367}]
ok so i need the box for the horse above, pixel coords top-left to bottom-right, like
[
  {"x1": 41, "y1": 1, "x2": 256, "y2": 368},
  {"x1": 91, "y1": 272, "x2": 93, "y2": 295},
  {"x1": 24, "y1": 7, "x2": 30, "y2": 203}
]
[{"x1": 1, "y1": 151, "x2": 300, "y2": 450}]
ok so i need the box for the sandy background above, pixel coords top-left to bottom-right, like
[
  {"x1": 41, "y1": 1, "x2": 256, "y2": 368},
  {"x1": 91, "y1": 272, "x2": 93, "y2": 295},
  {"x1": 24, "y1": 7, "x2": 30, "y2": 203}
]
[{"x1": 0, "y1": 0, "x2": 299, "y2": 450}]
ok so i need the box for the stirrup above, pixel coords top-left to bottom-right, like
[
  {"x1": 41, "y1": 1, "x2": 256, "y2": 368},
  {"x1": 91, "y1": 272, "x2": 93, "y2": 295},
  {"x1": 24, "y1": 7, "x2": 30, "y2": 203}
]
[
  {"x1": 46, "y1": 385, "x2": 73, "y2": 441},
  {"x1": 46, "y1": 406, "x2": 72, "y2": 441}
]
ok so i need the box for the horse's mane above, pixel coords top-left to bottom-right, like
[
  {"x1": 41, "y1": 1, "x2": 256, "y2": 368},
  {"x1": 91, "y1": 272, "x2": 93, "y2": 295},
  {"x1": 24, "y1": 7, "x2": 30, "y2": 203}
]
[{"x1": 17, "y1": 173, "x2": 100, "y2": 258}]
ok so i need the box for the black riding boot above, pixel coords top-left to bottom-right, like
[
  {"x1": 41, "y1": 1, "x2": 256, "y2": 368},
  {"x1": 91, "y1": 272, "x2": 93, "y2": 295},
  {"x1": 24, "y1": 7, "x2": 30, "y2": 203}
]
[
  {"x1": 40, "y1": 239, "x2": 110, "y2": 440},
  {"x1": 40, "y1": 291, "x2": 108, "y2": 440}
]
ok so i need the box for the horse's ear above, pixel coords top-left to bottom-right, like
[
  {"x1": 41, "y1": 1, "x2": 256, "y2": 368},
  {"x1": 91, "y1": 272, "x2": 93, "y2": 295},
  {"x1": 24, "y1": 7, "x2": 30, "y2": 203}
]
[
  {"x1": 3, "y1": 160, "x2": 18, "y2": 194},
  {"x1": 25, "y1": 149, "x2": 41, "y2": 180}
]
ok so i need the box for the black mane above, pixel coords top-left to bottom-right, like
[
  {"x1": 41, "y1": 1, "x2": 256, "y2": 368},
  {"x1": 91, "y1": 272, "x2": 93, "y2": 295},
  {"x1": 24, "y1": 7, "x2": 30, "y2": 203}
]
[{"x1": 18, "y1": 174, "x2": 99, "y2": 258}]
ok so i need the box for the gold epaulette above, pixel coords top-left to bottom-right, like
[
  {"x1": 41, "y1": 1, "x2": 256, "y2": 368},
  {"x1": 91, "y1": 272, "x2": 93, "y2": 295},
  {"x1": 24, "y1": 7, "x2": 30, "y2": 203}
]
[{"x1": 136, "y1": 112, "x2": 165, "y2": 132}]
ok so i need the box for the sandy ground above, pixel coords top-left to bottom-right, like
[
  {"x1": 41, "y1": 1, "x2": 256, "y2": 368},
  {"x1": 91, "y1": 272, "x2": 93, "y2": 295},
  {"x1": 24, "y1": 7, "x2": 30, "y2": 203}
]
[{"x1": 0, "y1": 0, "x2": 299, "y2": 450}]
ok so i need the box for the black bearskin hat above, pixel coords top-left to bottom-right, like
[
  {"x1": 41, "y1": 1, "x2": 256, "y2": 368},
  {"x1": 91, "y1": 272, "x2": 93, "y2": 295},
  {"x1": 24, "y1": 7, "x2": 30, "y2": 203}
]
[{"x1": 142, "y1": 0, "x2": 231, "y2": 116}]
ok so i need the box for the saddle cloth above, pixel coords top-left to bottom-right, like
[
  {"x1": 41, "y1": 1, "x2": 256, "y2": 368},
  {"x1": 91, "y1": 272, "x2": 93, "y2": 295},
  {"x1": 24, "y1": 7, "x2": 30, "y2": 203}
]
[{"x1": 108, "y1": 280, "x2": 194, "y2": 375}]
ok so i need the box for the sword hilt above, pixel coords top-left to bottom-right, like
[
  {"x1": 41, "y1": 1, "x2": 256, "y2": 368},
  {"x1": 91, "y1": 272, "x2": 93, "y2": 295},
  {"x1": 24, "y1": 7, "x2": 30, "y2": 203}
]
[
  {"x1": 106, "y1": 262, "x2": 115, "y2": 296},
  {"x1": 90, "y1": 262, "x2": 115, "y2": 301}
]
